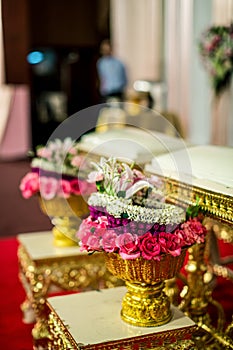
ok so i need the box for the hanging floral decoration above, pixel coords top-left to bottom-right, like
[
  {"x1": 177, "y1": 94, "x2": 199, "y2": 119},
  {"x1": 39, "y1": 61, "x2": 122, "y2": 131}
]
[{"x1": 198, "y1": 23, "x2": 233, "y2": 96}]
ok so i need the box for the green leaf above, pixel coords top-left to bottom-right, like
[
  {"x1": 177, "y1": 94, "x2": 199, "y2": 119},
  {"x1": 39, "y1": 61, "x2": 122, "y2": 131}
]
[{"x1": 117, "y1": 191, "x2": 126, "y2": 198}]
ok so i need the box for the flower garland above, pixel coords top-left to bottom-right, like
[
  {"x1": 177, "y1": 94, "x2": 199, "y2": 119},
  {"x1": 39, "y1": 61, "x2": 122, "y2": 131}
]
[
  {"x1": 76, "y1": 157, "x2": 207, "y2": 261},
  {"x1": 198, "y1": 24, "x2": 233, "y2": 96},
  {"x1": 77, "y1": 215, "x2": 206, "y2": 261},
  {"x1": 19, "y1": 137, "x2": 95, "y2": 200}
]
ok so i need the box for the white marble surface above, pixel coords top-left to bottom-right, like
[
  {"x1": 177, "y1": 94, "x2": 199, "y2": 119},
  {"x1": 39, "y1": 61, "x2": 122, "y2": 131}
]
[
  {"x1": 17, "y1": 231, "x2": 83, "y2": 260},
  {"x1": 48, "y1": 286, "x2": 195, "y2": 346},
  {"x1": 78, "y1": 127, "x2": 189, "y2": 165},
  {"x1": 145, "y1": 145, "x2": 233, "y2": 196}
]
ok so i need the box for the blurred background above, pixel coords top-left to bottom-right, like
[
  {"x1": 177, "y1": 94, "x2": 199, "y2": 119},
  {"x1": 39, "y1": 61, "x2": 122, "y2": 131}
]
[{"x1": 0, "y1": 0, "x2": 232, "y2": 235}]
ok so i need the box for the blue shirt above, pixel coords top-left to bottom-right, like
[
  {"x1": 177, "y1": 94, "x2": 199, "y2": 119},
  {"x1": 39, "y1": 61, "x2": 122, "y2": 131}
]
[{"x1": 97, "y1": 56, "x2": 127, "y2": 96}]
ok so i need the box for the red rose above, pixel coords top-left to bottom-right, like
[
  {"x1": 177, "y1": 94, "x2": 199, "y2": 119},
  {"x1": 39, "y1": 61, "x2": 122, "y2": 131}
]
[
  {"x1": 158, "y1": 232, "x2": 181, "y2": 257},
  {"x1": 139, "y1": 232, "x2": 161, "y2": 261}
]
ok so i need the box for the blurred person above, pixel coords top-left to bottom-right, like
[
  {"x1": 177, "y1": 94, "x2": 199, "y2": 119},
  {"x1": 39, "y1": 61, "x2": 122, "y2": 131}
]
[{"x1": 96, "y1": 39, "x2": 128, "y2": 102}]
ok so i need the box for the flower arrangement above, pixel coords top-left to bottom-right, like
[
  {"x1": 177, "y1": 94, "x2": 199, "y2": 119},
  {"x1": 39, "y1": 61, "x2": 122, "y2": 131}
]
[
  {"x1": 198, "y1": 23, "x2": 233, "y2": 96},
  {"x1": 19, "y1": 137, "x2": 95, "y2": 200},
  {"x1": 77, "y1": 157, "x2": 206, "y2": 261}
]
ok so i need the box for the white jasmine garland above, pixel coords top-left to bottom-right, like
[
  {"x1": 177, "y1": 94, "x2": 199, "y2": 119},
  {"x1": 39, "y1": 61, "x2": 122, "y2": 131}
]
[
  {"x1": 31, "y1": 158, "x2": 79, "y2": 176},
  {"x1": 88, "y1": 192, "x2": 185, "y2": 225}
]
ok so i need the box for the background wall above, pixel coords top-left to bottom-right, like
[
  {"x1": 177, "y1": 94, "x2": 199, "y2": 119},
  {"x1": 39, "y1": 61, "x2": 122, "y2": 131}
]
[{"x1": 0, "y1": 0, "x2": 232, "y2": 152}]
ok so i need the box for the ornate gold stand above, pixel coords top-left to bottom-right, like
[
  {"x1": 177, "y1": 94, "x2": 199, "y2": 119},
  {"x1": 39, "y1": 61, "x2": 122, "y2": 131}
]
[
  {"x1": 122, "y1": 281, "x2": 171, "y2": 327},
  {"x1": 18, "y1": 232, "x2": 124, "y2": 349},
  {"x1": 156, "y1": 176, "x2": 233, "y2": 349},
  {"x1": 38, "y1": 194, "x2": 90, "y2": 247},
  {"x1": 105, "y1": 250, "x2": 187, "y2": 327}
]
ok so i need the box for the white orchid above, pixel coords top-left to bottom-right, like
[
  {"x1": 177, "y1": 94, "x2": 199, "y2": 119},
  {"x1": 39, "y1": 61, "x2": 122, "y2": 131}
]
[{"x1": 88, "y1": 157, "x2": 155, "y2": 199}]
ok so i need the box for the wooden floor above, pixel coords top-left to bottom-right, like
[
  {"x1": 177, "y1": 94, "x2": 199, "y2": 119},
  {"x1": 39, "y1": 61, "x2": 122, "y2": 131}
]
[{"x1": 0, "y1": 158, "x2": 52, "y2": 238}]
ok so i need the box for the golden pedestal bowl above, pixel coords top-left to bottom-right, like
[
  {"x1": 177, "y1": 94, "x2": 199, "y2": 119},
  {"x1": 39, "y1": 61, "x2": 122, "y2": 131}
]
[
  {"x1": 38, "y1": 195, "x2": 89, "y2": 247},
  {"x1": 105, "y1": 249, "x2": 187, "y2": 327}
]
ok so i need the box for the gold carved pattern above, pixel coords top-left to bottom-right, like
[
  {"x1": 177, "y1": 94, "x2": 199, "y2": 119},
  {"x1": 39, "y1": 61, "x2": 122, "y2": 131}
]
[
  {"x1": 144, "y1": 173, "x2": 233, "y2": 349},
  {"x1": 18, "y1": 244, "x2": 124, "y2": 347},
  {"x1": 159, "y1": 177, "x2": 233, "y2": 225},
  {"x1": 47, "y1": 304, "x2": 198, "y2": 350}
]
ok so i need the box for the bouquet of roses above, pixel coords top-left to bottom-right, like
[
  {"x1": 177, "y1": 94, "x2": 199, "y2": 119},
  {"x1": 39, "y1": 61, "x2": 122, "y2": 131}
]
[
  {"x1": 76, "y1": 157, "x2": 206, "y2": 261},
  {"x1": 198, "y1": 24, "x2": 233, "y2": 96},
  {"x1": 19, "y1": 137, "x2": 95, "y2": 200}
]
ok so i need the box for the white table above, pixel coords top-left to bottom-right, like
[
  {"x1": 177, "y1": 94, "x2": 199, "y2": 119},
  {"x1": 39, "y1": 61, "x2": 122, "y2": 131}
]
[{"x1": 47, "y1": 286, "x2": 197, "y2": 349}]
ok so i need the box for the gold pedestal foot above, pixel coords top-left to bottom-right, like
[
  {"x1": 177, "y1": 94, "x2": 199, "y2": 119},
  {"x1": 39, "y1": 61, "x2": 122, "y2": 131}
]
[
  {"x1": 121, "y1": 281, "x2": 172, "y2": 327},
  {"x1": 52, "y1": 226, "x2": 77, "y2": 247}
]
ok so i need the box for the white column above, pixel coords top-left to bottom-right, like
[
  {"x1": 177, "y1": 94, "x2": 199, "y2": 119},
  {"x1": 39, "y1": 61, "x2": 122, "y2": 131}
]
[
  {"x1": 110, "y1": 0, "x2": 163, "y2": 89},
  {"x1": 165, "y1": 0, "x2": 193, "y2": 139}
]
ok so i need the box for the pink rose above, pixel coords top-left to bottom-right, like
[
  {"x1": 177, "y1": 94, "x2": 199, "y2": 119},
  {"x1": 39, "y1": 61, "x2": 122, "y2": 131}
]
[
  {"x1": 180, "y1": 218, "x2": 206, "y2": 245},
  {"x1": 19, "y1": 172, "x2": 40, "y2": 198},
  {"x1": 158, "y1": 232, "x2": 181, "y2": 257},
  {"x1": 39, "y1": 176, "x2": 59, "y2": 200},
  {"x1": 77, "y1": 216, "x2": 108, "y2": 251},
  {"x1": 139, "y1": 232, "x2": 161, "y2": 260},
  {"x1": 86, "y1": 234, "x2": 102, "y2": 251},
  {"x1": 70, "y1": 179, "x2": 81, "y2": 195},
  {"x1": 174, "y1": 229, "x2": 194, "y2": 246},
  {"x1": 101, "y1": 230, "x2": 118, "y2": 252},
  {"x1": 116, "y1": 232, "x2": 140, "y2": 260},
  {"x1": 57, "y1": 179, "x2": 72, "y2": 198}
]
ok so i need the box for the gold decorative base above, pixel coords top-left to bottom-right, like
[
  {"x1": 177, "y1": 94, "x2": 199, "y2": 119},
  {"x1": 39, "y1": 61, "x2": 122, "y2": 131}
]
[
  {"x1": 122, "y1": 281, "x2": 172, "y2": 327},
  {"x1": 105, "y1": 250, "x2": 187, "y2": 327},
  {"x1": 52, "y1": 225, "x2": 77, "y2": 247},
  {"x1": 38, "y1": 194, "x2": 89, "y2": 247}
]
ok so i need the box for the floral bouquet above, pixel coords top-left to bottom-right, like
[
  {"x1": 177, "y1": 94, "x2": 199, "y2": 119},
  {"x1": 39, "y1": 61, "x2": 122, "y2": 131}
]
[
  {"x1": 198, "y1": 24, "x2": 233, "y2": 96},
  {"x1": 77, "y1": 157, "x2": 206, "y2": 261},
  {"x1": 76, "y1": 157, "x2": 206, "y2": 327},
  {"x1": 19, "y1": 137, "x2": 96, "y2": 246},
  {"x1": 20, "y1": 137, "x2": 95, "y2": 200}
]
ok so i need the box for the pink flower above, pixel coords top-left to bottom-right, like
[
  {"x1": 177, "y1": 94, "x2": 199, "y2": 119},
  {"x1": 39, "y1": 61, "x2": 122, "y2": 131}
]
[
  {"x1": 185, "y1": 218, "x2": 206, "y2": 236},
  {"x1": 158, "y1": 232, "x2": 181, "y2": 257},
  {"x1": 174, "y1": 229, "x2": 194, "y2": 246},
  {"x1": 86, "y1": 234, "x2": 102, "y2": 251},
  {"x1": 139, "y1": 232, "x2": 161, "y2": 260},
  {"x1": 39, "y1": 176, "x2": 59, "y2": 200},
  {"x1": 77, "y1": 216, "x2": 108, "y2": 251},
  {"x1": 88, "y1": 171, "x2": 104, "y2": 183},
  {"x1": 116, "y1": 232, "x2": 140, "y2": 260},
  {"x1": 57, "y1": 179, "x2": 72, "y2": 198},
  {"x1": 36, "y1": 147, "x2": 52, "y2": 159},
  {"x1": 132, "y1": 169, "x2": 145, "y2": 180},
  {"x1": 101, "y1": 230, "x2": 118, "y2": 253},
  {"x1": 182, "y1": 218, "x2": 206, "y2": 244},
  {"x1": 70, "y1": 179, "x2": 81, "y2": 195},
  {"x1": 19, "y1": 172, "x2": 40, "y2": 198},
  {"x1": 68, "y1": 147, "x2": 78, "y2": 155},
  {"x1": 71, "y1": 155, "x2": 84, "y2": 167}
]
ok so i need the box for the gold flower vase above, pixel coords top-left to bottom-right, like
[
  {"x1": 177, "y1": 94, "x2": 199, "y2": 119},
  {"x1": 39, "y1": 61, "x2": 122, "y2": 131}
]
[
  {"x1": 105, "y1": 249, "x2": 187, "y2": 327},
  {"x1": 38, "y1": 195, "x2": 89, "y2": 247}
]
